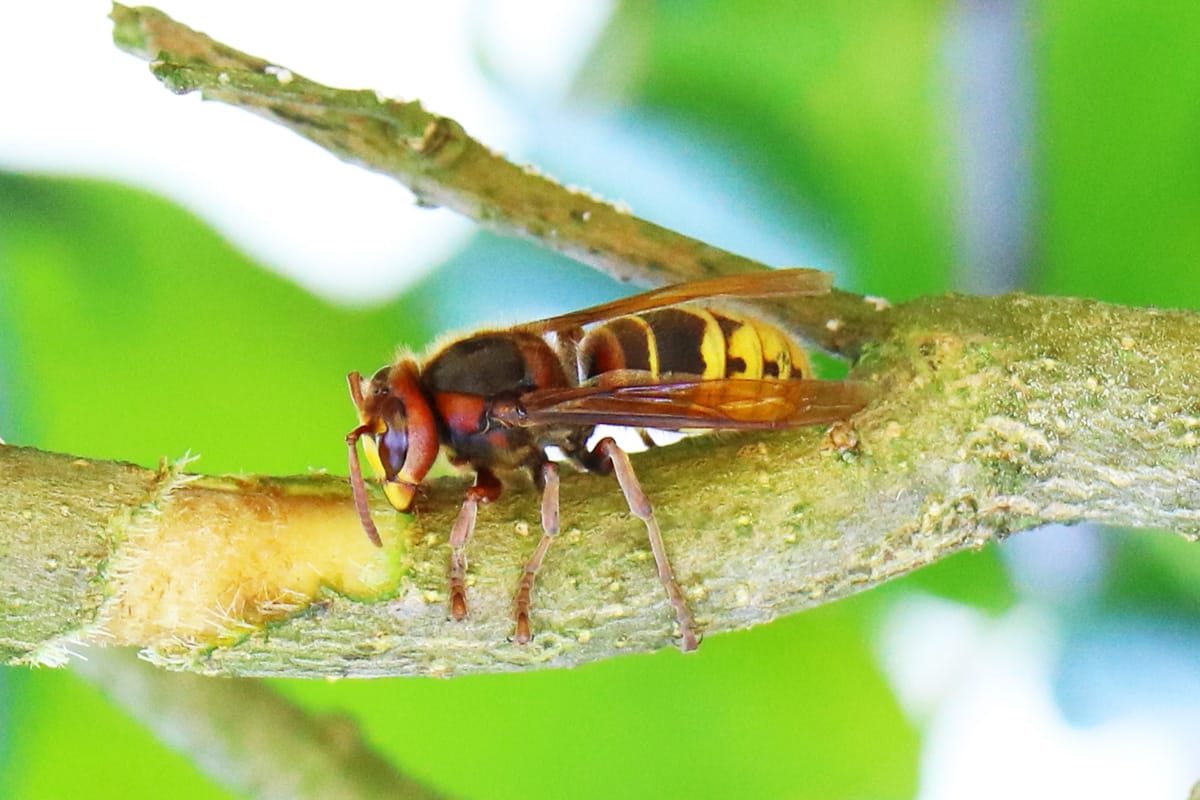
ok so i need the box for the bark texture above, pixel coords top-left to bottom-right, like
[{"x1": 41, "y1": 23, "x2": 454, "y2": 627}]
[{"x1": 4, "y1": 293, "x2": 1198, "y2": 677}]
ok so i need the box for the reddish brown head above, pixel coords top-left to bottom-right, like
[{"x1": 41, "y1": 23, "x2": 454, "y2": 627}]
[{"x1": 345, "y1": 360, "x2": 440, "y2": 546}]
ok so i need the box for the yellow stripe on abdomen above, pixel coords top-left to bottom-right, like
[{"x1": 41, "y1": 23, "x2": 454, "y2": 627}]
[
  {"x1": 755, "y1": 321, "x2": 810, "y2": 379},
  {"x1": 641, "y1": 308, "x2": 725, "y2": 378},
  {"x1": 711, "y1": 311, "x2": 763, "y2": 378},
  {"x1": 711, "y1": 310, "x2": 810, "y2": 380},
  {"x1": 580, "y1": 307, "x2": 810, "y2": 383}
]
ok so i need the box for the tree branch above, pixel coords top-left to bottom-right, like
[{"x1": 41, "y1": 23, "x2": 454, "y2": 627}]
[
  {"x1": 73, "y1": 648, "x2": 445, "y2": 799},
  {"x1": 5, "y1": 292, "x2": 1199, "y2": 676}
]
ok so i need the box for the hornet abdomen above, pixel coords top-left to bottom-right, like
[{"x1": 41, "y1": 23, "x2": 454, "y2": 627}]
[{"x1": 578, "y1": 307, "x2": 811, "y2": 382}]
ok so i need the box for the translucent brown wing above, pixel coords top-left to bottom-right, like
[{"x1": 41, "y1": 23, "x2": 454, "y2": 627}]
[
  {"x1": 492, "y1": 377, "x2": 874, "y2": 431},
  {"x1": 517, "y1": 268, "x2": 832, "y2": 335}
]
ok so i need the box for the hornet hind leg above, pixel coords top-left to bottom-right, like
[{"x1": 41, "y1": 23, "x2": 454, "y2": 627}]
[{"x1": 587, "y1": 437, "x2": 700, "y2": 652}]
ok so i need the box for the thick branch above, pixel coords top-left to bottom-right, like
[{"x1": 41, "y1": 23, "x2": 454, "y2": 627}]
[{"x1": 4, "y1": 293, "x2": 1199, "y2": 676}]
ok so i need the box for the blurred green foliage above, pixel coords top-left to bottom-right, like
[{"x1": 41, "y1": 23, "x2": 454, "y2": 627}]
[
  {"x1": 2, "y1": 1, "x2": 1199, "y2": 798},
  {"x1": 641, "y1": 0, "x2": 957, "y2": 301},
  {"x1": 0, "y1": 175, "x2": 408, "y2": 474},
  {"x1": 1035, "y1": 1, "x2": 1200, "y2": 303}
]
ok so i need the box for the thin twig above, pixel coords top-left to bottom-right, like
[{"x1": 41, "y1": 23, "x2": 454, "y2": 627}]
[
  {"x1": 108, "y1": 3, "x2": 889, "y2": 357},
  {"x1": 73, "y1": 648, "x2": 446, "y2": 799}
]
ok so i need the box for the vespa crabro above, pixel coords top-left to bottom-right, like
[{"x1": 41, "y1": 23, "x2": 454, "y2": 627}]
[{"x1": 346, "y1": 268, "x2": 872, "y2": 651}]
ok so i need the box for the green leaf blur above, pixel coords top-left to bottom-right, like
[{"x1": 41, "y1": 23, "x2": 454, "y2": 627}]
[{"x1": 638, "y1": 0, "x2": 957, "y2": 300}]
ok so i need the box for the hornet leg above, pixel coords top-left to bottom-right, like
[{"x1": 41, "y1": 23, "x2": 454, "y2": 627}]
[
  {"x1": 448, "y1": 467, "x2": 502, "y2": 620},
  {"x1": 513, "y1": 461, "x2": 560, "y2": 644},
  {"x1": 592, "y1": 437, "x2": 699, "y2": 652}
]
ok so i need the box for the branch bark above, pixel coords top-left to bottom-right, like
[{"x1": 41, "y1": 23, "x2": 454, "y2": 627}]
[
  {"x1": 5, "y1": 5, "x2": 1194, "y2": 680},
  {"x1": 5, "y1": 292, "x2": 1199, "y2": 676}
]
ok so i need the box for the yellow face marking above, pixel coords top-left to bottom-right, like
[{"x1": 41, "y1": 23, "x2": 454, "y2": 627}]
[
  {"x1": 361, "y1": 433, "x2": 417, "y2": 511},
  {"x1": 360, "y1": 436, "x2": 387, "y2": 481},
  {"x1": 383, "y1": 480, "x2": 416, "y2": 512}
]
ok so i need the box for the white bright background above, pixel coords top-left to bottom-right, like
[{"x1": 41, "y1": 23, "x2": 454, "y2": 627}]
[
  {"x1": 0, "y1": 1, "x2": 611, "y2": 303},
  {"x1": 2, "y1": 3, "x2": 1198, "y2": 798}
]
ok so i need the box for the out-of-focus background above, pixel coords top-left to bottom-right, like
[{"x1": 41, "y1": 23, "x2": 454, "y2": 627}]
[{"x1": 2, "y1": 2, "x2": 1200, "y2": 797}]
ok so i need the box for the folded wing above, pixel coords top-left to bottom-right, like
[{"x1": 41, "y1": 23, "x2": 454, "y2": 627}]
[{"x1": 493, "y1": 377, "x2": 873, "y2": 431}]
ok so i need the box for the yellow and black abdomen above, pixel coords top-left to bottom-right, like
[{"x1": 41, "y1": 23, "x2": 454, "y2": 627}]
[{"x1": 578, "y1": 307, "x2": 810, "y2": 382}]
